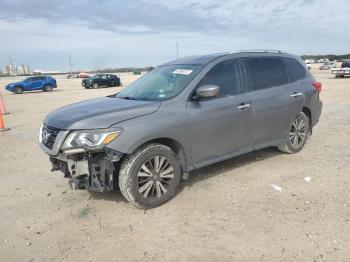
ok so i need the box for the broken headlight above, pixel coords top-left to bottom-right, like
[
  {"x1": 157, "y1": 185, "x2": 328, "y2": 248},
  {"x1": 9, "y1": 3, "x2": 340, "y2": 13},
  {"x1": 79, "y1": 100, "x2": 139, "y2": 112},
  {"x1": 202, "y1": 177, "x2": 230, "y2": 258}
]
[{"x1": 61, "y1": 129, "x2": 121, "y2": 151}]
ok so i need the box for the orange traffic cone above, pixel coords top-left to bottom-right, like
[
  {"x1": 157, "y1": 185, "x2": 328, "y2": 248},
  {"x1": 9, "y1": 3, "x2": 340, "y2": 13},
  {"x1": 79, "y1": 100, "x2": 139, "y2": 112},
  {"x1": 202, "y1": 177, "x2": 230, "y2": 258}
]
[
  {"x1": 0, "y1": 112, "x2": 10, "y2": 131},
  {"x1": 0, "y1": 91, "x2": 9, "y2": 115}
]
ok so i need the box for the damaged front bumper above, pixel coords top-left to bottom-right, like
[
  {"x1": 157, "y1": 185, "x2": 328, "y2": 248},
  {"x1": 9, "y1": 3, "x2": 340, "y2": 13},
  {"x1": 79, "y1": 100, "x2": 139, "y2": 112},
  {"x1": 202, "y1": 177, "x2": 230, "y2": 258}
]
[
  {"x1": 50, "y1": 147, "x2": 123, "y2": 192},
  {"x1": 39, "y1": 124, "x2": 124, "y2": 192}
]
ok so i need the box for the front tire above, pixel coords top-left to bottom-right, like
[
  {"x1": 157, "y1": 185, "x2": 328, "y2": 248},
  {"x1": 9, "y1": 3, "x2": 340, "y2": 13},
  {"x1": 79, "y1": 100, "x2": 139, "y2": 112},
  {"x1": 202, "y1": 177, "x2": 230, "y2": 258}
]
[
  {"x1": 119, "y1": 144, "x2": 182, "y2": 209},
  {"x1": 14, "y1": 86, "x2": 23, "y2": 94},
  {"x1": 278, "y1": 112, "x2": 310, "y2": 154},
  {"x1": 93, "y1": 83, "x2": 99, "y2": 89}
]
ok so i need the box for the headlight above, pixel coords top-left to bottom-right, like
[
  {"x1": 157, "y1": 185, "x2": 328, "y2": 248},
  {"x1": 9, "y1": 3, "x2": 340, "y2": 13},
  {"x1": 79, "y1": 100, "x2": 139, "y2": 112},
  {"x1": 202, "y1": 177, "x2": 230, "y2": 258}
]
[{"x1": 61, "y1": 129, "x2": 121, "y2": 150}]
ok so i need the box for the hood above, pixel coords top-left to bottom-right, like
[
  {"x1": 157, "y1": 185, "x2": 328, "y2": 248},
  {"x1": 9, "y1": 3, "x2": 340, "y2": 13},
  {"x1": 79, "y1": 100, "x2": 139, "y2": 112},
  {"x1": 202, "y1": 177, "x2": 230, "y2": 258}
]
[
  {"x1": 7, "y1": 81, "x2": 23, "y2": 87},
  {"x1": 44, "y1": 96, "x2": 161, "y2": 130}
]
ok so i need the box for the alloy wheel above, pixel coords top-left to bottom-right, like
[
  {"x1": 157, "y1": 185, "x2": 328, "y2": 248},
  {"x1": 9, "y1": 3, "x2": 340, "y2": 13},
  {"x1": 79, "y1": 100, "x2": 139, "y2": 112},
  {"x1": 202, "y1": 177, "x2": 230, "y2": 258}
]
[
  {"x1": 289, "y1": 116, "x2": 307, "y2": 149},
  {"x1": 137, "y1": 156, "x2": 175, "y2": 199}
]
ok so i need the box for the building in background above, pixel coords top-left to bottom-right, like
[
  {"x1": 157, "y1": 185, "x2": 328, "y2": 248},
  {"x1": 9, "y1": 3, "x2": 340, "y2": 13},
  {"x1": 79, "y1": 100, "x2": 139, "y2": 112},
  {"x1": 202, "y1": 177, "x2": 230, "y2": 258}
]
[
  {"x1": 5, "y1": 64, "x2": 18, "y2": 75},
  {"x1": 18, "y1": 64, "x2": 31, "y2": 75}
]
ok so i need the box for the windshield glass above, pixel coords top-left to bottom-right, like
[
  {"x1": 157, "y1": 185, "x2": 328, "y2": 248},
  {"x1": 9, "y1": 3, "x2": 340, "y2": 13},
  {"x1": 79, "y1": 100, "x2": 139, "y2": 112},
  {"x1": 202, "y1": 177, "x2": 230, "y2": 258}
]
[{"x1": 117, "y1": 65, "x2": 202, "y2": 101}]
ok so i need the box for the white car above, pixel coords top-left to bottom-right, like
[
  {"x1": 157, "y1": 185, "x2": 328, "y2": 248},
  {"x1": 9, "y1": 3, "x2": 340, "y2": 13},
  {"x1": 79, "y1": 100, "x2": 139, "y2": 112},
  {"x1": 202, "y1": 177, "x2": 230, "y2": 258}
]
[{"x1": 319, "y1": 62, "x2": 336, "y2": 70}]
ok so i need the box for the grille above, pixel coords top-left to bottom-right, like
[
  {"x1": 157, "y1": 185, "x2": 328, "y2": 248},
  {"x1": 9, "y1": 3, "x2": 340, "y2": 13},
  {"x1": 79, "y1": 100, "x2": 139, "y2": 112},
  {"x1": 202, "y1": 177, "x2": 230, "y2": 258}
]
[{"x1": 42, "y1": 124, "x2": 60, "y2": 149}]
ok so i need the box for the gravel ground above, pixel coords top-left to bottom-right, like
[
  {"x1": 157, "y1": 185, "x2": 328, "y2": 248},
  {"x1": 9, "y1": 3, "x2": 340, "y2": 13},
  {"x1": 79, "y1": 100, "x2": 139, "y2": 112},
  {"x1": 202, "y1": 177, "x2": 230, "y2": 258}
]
[{"x1": 0, "y1": 69, "x2": 349, "y2": 262}]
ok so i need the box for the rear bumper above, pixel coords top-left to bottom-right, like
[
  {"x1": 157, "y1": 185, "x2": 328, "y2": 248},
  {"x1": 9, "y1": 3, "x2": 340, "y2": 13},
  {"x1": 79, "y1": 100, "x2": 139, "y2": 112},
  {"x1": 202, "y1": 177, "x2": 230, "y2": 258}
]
[{"x1": 312, "y1": 100, "x2": 323, "y2": 127}]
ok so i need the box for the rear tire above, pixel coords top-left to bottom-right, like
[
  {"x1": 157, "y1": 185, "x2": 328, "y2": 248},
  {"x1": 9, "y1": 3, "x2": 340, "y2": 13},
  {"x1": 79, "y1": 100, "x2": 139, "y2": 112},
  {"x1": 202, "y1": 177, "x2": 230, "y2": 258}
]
[
  {"x1": 43, "y1": 84, "x2": 53, "y2": 92},
  {"x1": 118, "y1": 143, "x2": 182, "y2": 209},
  {"x1": 278, "y1": 112, "x2": 310, "y2": 154},
  {"x1": 14, "y1": 86, "x2": 23, "y2": 94},
  {"x1": 93, "y1": 83, "x2": 99, "y2": 89}
]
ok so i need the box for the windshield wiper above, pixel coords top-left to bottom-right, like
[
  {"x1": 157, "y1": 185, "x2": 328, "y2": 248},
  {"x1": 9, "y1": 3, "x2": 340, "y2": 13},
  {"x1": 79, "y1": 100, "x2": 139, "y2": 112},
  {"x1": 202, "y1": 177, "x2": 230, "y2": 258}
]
[{"x1": 118, "y1": 96, "x2": 137, "y2": 100}]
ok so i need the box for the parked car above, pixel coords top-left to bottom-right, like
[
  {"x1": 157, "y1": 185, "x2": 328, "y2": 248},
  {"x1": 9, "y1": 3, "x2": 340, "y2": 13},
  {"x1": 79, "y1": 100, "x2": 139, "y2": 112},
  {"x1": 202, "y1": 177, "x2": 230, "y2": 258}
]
[
  {"x1": 341, "y1": 59, "x2": 350, "y2": 68},
  {"x1": 319, "y1": 61, "x2": 336, "y2": 70},
  {"x1": 6, "y1": 76, "x2": 57, "y2": 94},
  {"x1": 82, "y1": 74, "x2": 121, "y2": 89},
  {"x1": 39, "y1": 51, "x2": 323, "y2": 209}
]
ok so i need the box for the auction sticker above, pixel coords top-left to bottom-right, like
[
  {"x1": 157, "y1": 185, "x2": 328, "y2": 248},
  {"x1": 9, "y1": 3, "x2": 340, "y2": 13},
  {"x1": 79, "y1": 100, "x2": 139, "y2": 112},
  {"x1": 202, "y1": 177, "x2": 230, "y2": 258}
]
[{"x1": 173, "y1": 69, "x2": 193, "y2": 75}]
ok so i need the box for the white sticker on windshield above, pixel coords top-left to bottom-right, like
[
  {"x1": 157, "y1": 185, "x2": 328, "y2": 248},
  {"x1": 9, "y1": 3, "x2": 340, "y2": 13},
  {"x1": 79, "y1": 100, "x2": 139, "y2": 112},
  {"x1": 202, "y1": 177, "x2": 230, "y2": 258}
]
[
  {"x1": 173, "y1": 69, "x2": 193, "y2": 75},
  {"x1": 158, "y1": 94, "x2": 165, "y2": 98}
]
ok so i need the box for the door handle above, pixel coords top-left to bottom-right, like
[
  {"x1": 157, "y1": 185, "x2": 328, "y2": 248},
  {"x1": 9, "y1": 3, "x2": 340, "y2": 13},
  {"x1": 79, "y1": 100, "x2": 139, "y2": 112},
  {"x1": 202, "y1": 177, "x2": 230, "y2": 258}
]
[
  {"x1": 237, "y1": 103, "x2": 251, "y2": 109},
  {"x1": 291, "y1": 92, "x2": 303, "y2": 97}
]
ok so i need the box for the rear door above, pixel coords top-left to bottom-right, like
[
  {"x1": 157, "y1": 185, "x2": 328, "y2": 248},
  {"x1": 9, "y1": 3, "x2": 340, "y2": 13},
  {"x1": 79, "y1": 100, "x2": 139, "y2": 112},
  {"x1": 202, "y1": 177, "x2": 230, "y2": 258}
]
[
  {"x1": 242, "y1": 56, "x2": 303, "y2": 148},
  {"x1": 187, "y1": 59, "x2": 253, "y2": 167},
  {"x1": 36, "y1": 76, "x2": 47, "y2": 90},
  {"x1": 100, "y1": 75, "x2": 108, "y2": 86}
]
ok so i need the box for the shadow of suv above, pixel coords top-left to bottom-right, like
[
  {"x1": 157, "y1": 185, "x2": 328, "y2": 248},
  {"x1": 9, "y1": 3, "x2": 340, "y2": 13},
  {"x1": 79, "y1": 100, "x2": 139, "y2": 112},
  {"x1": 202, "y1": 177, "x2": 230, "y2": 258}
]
[{"x1": 39, "y1": 51, "x2": 323, "y2": 209}]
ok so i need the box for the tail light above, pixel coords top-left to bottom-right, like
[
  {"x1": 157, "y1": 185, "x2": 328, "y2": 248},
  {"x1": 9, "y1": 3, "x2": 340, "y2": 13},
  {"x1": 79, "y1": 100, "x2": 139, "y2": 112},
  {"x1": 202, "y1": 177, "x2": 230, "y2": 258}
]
[{"x1": 312, "y1": 81, "x2": 322, "y2": 93}]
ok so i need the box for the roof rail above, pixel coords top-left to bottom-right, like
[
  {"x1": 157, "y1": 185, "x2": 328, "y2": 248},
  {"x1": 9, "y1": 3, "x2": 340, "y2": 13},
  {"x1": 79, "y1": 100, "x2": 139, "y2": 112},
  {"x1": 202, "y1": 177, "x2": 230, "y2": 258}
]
[{"x1": 239, "y1": 49, "x2": 282, "y2": 54}]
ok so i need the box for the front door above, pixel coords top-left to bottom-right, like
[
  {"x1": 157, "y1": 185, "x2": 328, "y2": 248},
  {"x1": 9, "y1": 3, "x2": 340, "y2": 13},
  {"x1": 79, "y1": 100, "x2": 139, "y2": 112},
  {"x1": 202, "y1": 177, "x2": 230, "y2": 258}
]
[{"x1": 187, "y1": 59, "x2": 253, "y2": 167}]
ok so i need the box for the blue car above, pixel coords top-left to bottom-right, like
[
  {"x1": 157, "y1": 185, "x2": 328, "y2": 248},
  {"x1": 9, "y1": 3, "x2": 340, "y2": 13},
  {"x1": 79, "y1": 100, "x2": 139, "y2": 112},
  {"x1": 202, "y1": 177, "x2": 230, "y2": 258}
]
[{"x1": 6, "y1": 76, "x2": 57, "y2": 94}]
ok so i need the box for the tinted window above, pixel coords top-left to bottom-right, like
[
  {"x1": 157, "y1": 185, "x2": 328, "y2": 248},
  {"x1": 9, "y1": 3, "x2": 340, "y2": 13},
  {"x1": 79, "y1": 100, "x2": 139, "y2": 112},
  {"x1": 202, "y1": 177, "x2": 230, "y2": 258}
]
[
  {"x1": 101, "y1": 75, "x2": 108, "y2": 80},
  {"x1": 197, "y1": 59, "x2": 242, "y2": 97},
  {"x1": 243, "y1": 57, "x2": 288, "y2": 91},
  {"x1": 341, "y1": 61, "x2": 350, "y2": 68},
  {"x1": 282, "y1": 58, "x2": 306, "y2": 82}
]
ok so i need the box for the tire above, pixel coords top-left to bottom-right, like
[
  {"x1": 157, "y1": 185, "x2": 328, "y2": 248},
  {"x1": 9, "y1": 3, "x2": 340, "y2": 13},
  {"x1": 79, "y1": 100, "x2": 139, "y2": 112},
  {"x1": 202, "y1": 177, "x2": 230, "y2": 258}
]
[
  {"x1": 278, "y1": 112, "x2": 310, "y2": 154},
  {"x1": 14, "y1": 86, "x2": 23, "y2": 94},
  {"x1": 119, "y1": 143, "x2": 182, "y2": 209},
  {"x1": 93, "y1": 83, "x2": 99, "y2": 89},
  {"x1": 43, "y1": 84, "x2": 53, "y2": 92}
]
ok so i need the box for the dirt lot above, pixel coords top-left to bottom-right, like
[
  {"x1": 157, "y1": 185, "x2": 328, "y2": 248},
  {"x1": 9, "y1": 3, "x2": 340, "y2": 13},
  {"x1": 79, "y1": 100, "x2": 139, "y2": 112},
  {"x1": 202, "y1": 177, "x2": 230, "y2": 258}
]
[{"x1": 0, "y1": 69, "x2": 349, "y2": 262}]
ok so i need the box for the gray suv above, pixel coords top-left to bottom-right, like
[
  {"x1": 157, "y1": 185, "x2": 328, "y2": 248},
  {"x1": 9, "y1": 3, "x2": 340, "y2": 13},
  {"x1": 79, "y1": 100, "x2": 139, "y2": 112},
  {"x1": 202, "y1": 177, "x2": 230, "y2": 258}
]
[{"x1": 39, "y1": 51, "x2": 323, "y2": 209}]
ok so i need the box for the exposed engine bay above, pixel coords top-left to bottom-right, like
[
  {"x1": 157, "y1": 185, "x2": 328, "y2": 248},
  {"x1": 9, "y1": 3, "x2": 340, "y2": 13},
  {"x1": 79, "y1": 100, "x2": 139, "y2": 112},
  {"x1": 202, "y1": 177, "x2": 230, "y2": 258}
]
[{"x1": 50, "y1": 148, "x2": 123, "y2": 192}]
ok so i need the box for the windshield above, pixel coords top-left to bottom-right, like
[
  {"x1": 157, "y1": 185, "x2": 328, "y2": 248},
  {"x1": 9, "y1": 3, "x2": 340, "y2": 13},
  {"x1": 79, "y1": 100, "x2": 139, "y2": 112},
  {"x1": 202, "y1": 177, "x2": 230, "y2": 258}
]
[{"x1": 117, "y1": 65, "x2": 202, "y2": 101}]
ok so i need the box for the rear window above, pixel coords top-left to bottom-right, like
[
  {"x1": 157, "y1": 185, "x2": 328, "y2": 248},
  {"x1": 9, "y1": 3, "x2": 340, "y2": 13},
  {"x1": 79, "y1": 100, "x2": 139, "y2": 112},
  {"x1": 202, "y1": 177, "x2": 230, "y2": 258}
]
[
  {"x1": 282, "y1": 58, "x2": 306, "y2": 82},
  {"x1": 243, "y1": 57, "x2": 288, "y2": 91}
]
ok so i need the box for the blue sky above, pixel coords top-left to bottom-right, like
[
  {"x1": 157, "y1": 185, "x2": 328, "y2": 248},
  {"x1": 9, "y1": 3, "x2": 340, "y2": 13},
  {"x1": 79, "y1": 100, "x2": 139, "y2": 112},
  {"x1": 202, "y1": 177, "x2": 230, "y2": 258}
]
[{"x1": 0, "y1": 0, "x2": 349, "y2": 71}]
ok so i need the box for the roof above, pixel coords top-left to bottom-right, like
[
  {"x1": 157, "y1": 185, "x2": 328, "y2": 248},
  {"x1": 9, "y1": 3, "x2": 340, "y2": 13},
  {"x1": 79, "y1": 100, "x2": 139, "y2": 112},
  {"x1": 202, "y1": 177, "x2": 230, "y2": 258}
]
[
  {"x1": 161, "y1": 50, "x2": 292, "y2": 66},
  {"x1": 161, "y1": 53, "x2": 228, "y2": 66}
]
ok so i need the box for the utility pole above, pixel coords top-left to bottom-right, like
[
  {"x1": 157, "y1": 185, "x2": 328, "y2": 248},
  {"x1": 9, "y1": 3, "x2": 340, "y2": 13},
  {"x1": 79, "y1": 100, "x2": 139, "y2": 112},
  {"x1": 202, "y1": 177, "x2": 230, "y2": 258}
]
[
  {"x1": 176, "y1": 42, "x2": 179, "y2": 59},
  {"x1": 68, "y1": 53, "x2": 73, "y2": 74}
]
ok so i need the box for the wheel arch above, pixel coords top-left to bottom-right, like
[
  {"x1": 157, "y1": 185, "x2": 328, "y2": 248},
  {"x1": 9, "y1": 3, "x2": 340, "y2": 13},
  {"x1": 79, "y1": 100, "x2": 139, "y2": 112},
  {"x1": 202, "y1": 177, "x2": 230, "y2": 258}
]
[
  {"x1": 14, "y1": 85, "x2": 24, "y2": 92},
  {"x1": 302, "y1": 106, "x2": 312, "y2": 133},
  {"x1": 130, "y1": 137, "x2": 189, "y2": 179}
]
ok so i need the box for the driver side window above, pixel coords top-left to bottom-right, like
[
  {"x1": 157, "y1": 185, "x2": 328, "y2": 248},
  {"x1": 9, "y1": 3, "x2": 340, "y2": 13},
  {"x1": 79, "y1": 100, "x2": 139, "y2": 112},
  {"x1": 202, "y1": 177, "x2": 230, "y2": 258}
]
[{"x1": 197, "y1": 59, "x2": 242, "y2": 97}]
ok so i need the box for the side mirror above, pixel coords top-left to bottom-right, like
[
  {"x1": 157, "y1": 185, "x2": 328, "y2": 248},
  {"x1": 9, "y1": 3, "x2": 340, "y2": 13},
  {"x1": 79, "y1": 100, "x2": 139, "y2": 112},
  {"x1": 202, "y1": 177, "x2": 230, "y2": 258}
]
[{"x1": 194, "y1": 85, "x2": 220, "y2": 100}]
